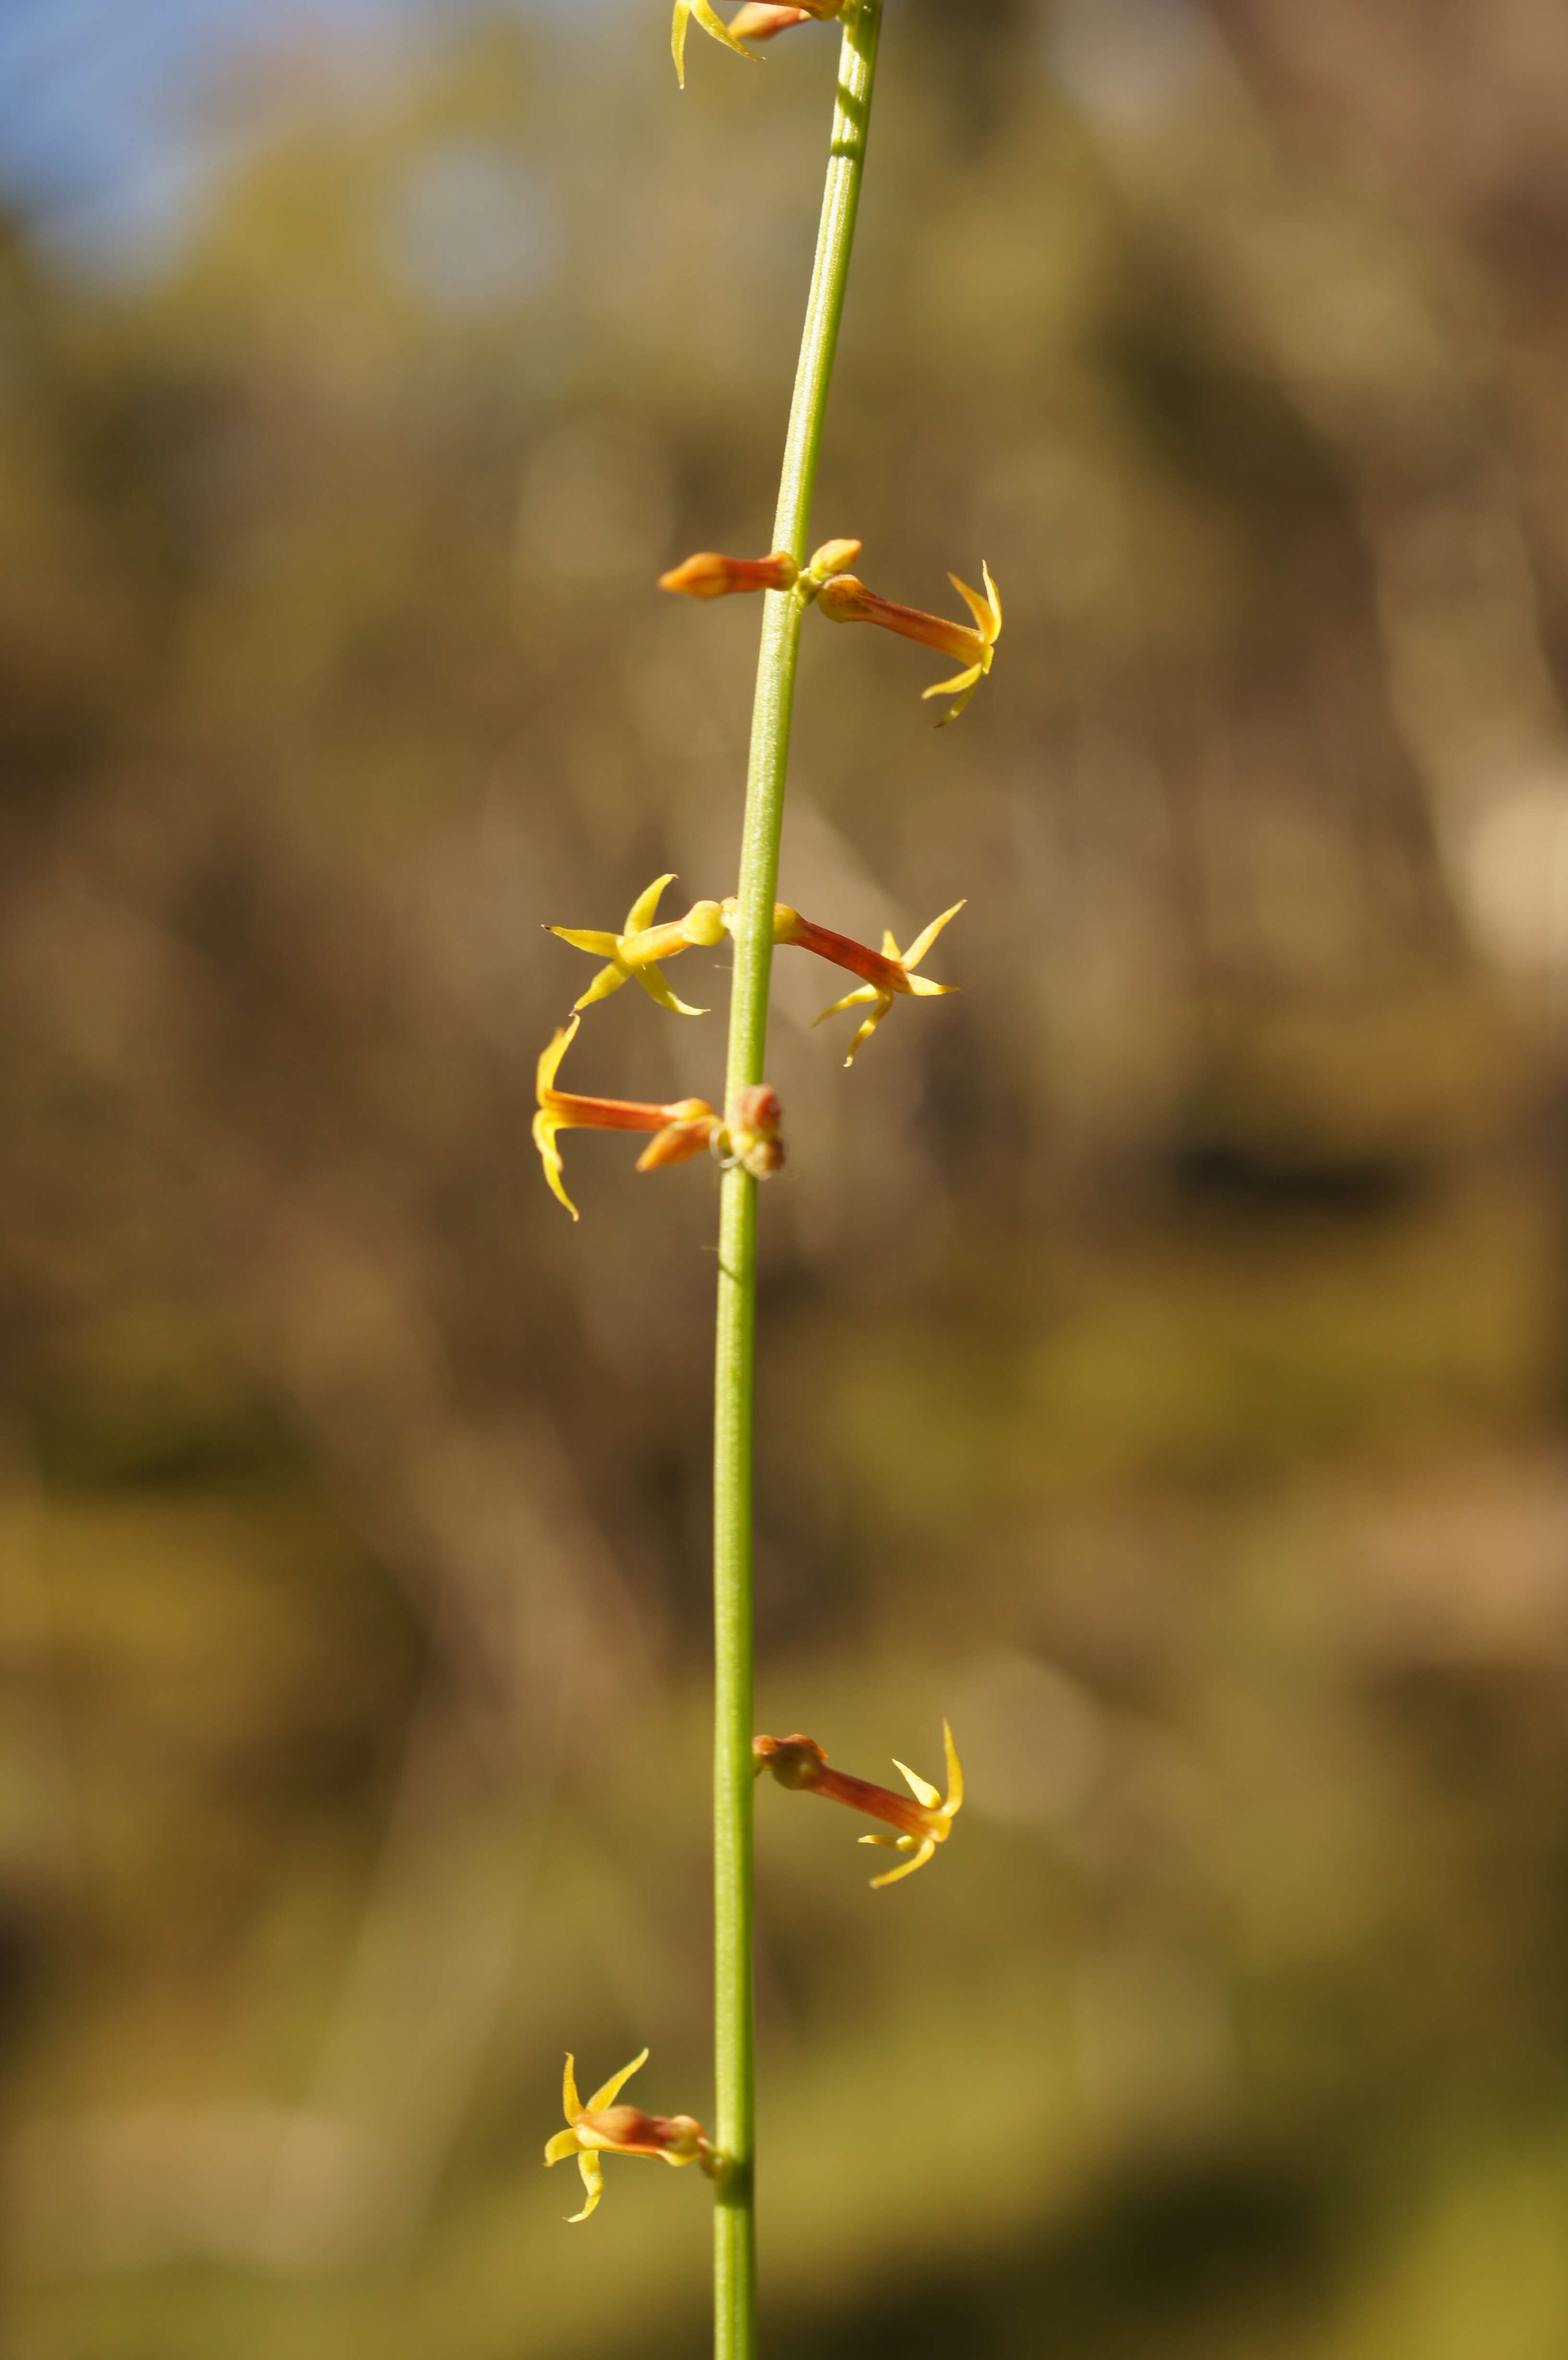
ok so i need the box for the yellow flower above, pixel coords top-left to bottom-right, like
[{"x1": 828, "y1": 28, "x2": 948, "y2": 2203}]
[
  {"x1": 547, "y1": 885, "x2": 962, "y2": 1068},
  {"x1": 544, "y1": 2048, "x2": 712, "y2": 2223},
  {"x1": 672, "y1": 0, "x2": 760, "y2": 86},
  {"x1": 816, "y1": 562, "x2": 1003, "y2": 724},
  {"x1": 533, "y1": 1015, "x2": 718, "y2": 1220},
  {"x1": 533, "y1": 1018, "x2": 784, "y2": 1217},
  {"x1": 772, "y1": 898, "x2": 964, "y2": 1065},
  {"x1": 546, "y1": 873, "x2": 729, "y2": 1018},
  {"x1": 754, "y1": 1721, "x2": 964, "y2": 1887},
  {"x1": 673, "y1": 0, "x2": 844, "y2": 77}
]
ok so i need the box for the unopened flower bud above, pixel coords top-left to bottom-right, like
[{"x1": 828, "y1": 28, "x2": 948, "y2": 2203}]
[
  {"x1": 659, "y1": 550, "x2": 798, "y2": 600},
  {"x1": 732, "y1": 1084, "x2": 781, "y2": 1136},
  {"x1": 729, "y1": 4, "x2": 813, "y2": 34},
  {"x1": 637, "y1": 1112, "x2": 720, "y2": 1171},
  {"x1": 715, "y1": 1083, "x2": 785, "y2": 1178},
  {"x1": 804, "y1": 536, "x2": 862, "y2": 587},
  {"x1": 730, "y1": 0, "x2": 843, "y2": 33}
]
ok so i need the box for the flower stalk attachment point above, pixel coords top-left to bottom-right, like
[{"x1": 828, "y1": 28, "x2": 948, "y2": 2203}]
[
  {"x1": 817, "y1": 562, "x2": 1003, "y2": 723},
  {"x1": 545, "y1": 2049, "x2": 715, "y2": 2222},
  {"x1": 754, "y1": 1721, "x2": 964, "y2": 1886}
]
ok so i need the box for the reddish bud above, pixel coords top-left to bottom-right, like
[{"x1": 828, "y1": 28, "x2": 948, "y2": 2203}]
[
  {"x1": 637, "y1": 1117, "x2": 720, "y2": 1171},
  {"x1": 804, "y1": 535, "x2": 863, "y2": 585},
  {"x1": 728, "y1": 6, "x2": 814, "y2": 37},
  {"x1": 721, "y1": 1084, "x2": 786, "y2": 1180},
  {"x1": 732, "y1": 1085, "x2": 781, "y2": 1136},
  {"x1": 659, "y1": 549, "x2": 799, "y2": 600}
]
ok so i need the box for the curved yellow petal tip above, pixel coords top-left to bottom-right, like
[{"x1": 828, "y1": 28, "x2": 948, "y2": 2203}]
[
  {"x1": 899, "y1": 899, "x2": 966, "y2": 973},
  {"x1": 635, "y1": 964, "x2": 709, "y2": 1019},
  {"x1": 572, "y1": 963, "x2": 630, "y2": 1013},
  {"x1": 568, "y1": 2149, "x2": 603, "y2": 2223},
  {"x1": 532, "y1": 1110, "x2": 579, "y2": 1221},
  {"x1": 537, "y1": 1013, "x2": 580, "y2": 1097},
  {"x1": 870, "y1": 1836, "x2": 936, "y2": 1889},
  {"x1": 894, "y1": 1757, "x2": 941, "y2": 1809},
  {"x1": 843, "y1": 997, "x2": 893, "y2": 1065},
  {"x1": 942, "y1": 1717, "x2": 964, "y2": 1814},
  {"x1": 922, "y1": 662, "x2": 983, "y2": 725},
  {"x1": 588, "y1": 2045, "x2": 650, "y2": 2113},
  {"x1": 948, "y1": 564, "x2": 1002, "y2": 641},
  {"x1": 673, "y1": 0, "x2": 761, "y2": 83},
  {"x1": 625, "y1": 873, "x2": 676, "y2": 935}
]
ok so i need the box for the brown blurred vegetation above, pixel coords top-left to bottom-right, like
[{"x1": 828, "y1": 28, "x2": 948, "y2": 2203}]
[{"x1": 5, "y1": 1, "x2": 1568, "y2": 2354}]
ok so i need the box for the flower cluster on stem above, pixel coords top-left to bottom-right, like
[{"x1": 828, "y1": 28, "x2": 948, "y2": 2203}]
[
  {"x1": 661, "y1": 533, "x2": 1004, "y2": 726},
  {"x1": 544, "y1": 873, "x2": 964, "y2": 1069},
  {"x1": 538, "y1": 24, "x2": 991, "y2": 2360}
]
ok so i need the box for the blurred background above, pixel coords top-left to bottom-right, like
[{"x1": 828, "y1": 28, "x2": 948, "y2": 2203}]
[{"x1": 5, "y1": 0, "x2": 1568, "y2": 2353}]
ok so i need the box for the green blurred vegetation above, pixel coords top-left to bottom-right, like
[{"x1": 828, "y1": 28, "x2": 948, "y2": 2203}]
[{"x1": 6, "y1": 1, "x2": 1568, "y2": 2355}]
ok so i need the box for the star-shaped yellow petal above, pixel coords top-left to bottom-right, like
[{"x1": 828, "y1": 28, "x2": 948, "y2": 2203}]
[
  {"x1": 805, "y1": 901, "x2": 965, "y2": 1064},
  {"x1": 921, "y1": 565, "x2": 1002, "y2": 725},
  {"x1": 547, "y1": 875, "x2": 711, "y2": 1018},
  {"x1": 543, "y1": 2046, "x2": 712, "y2": 2224}
]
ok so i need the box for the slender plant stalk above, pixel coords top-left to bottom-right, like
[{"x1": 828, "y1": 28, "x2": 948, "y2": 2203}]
[{"x1": 711, "y1": 6, "x2": 883, "y2": 2357}]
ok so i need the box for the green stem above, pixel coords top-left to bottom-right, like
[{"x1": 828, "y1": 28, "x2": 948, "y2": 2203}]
[{"x1": 711, "y1": 7, "x2": 882, "y2": 2359}]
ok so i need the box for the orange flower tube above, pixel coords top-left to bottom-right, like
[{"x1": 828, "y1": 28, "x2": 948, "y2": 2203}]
[
  {"x1": 754, "y1": 1722, "x2": 963, "y2": 1886},
  {"x1": 816, "y1": 562, "x2": 1002, "y2": 722}
]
